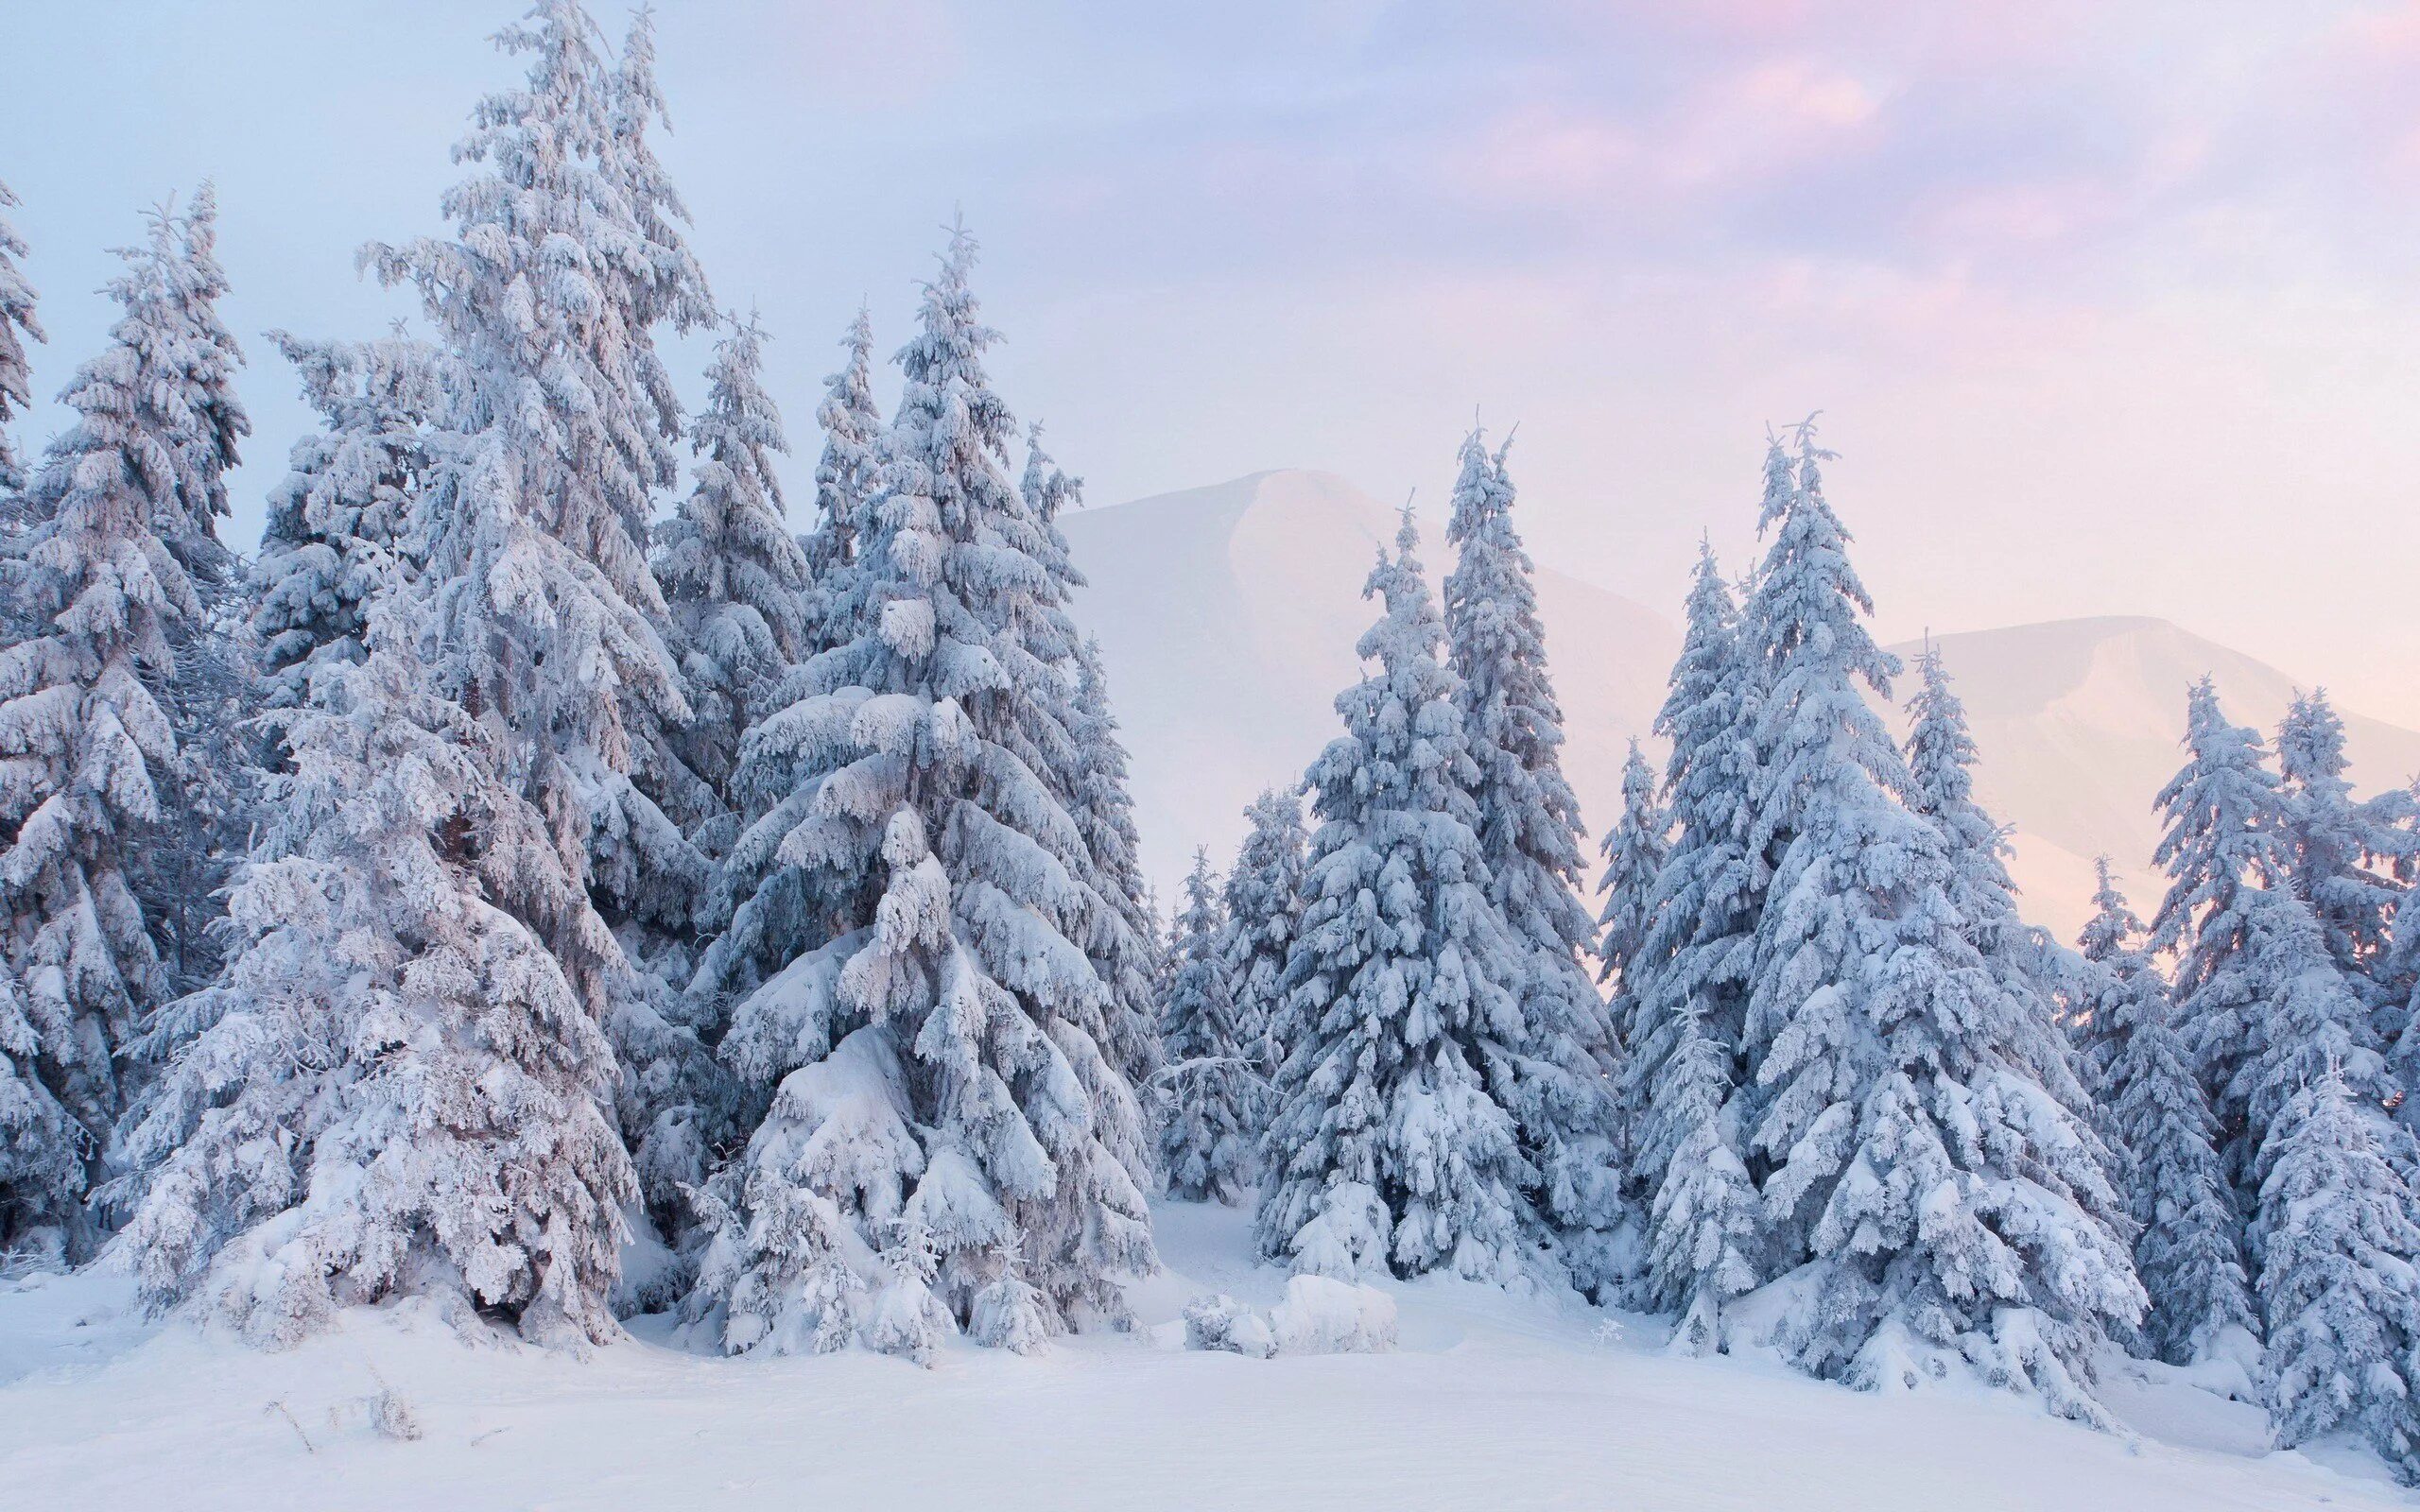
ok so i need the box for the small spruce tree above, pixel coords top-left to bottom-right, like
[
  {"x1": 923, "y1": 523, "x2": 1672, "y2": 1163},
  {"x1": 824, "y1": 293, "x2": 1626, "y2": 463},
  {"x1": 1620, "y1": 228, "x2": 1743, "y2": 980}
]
[
  {"x1": 654, "y1": 312, "x2": 812, "y2": 836},
  {"x1": 1157, "y1": 850, "x2": 1254, "y2": 1204},
  {"x1": 1623, "y1": 541, "x2": 1763, "y2": 1334},
  {"x1": 1220, "y1": 785, "x2": 1307, "y2": 1075},
  {"x1": 2084, "y1": 863, "x2": 2255, "y2": 1366},
  {"x1": 1597, "y1": 737, "x2": 1668, "y2": 1060}
]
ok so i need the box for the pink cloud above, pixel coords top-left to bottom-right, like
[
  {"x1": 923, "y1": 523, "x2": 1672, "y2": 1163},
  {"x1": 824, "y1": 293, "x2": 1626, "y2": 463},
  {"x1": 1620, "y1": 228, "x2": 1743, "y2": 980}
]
[{"x1": 1445, "y1": 55, "x2": 1883, "y2": 208}]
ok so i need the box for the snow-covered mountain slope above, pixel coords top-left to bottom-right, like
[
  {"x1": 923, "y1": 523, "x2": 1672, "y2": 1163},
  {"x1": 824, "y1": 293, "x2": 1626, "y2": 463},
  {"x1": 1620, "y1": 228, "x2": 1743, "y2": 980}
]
[
  {"x1": 0, "y1": 1204, "x2": 2401, "y2": 1510},
  {"x1": 1061, "y1": 469, "x2": 1677, "y2": 902},
  {"x1": 1063, "y1": 472, "x2": 2420, "y2": 939}
]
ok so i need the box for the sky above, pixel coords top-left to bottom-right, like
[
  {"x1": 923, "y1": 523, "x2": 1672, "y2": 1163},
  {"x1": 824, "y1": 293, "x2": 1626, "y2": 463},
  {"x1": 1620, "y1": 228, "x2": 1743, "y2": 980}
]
[{"x1": 6, "y1": 2, "x2": 2420, "y2": 724}]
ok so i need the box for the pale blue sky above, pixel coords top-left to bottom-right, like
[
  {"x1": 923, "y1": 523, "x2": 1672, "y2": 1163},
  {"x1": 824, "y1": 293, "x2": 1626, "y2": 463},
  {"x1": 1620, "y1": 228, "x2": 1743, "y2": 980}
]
[{"x1": 8, "y1": 2, "x2": 2420, "y2": 719}]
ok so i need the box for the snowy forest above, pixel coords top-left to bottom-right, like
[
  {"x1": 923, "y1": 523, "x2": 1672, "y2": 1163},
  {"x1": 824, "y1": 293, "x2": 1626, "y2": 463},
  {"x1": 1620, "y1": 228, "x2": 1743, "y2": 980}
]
[{"x1": 4, "y1": 4, "x2": 2419, "y2": 1507}]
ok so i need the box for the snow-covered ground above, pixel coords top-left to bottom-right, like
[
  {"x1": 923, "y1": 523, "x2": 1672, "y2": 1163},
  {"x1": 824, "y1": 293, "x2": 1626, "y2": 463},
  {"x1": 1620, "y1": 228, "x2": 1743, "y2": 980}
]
[{"x1": 0, "y1": 1202, "x2": 2402, "y2": 1511}]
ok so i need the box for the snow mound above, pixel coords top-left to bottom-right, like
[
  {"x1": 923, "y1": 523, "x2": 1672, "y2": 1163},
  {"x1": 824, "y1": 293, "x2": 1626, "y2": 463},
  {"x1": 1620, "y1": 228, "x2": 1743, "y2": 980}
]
[{"x1": 1269, "y1": 1275, "x2": 1397, "y2": 1355}]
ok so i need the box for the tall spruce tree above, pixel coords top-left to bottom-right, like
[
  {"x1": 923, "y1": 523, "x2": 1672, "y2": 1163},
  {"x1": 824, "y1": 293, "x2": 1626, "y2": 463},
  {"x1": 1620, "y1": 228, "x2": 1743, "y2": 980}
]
[
  {"x1": 2083, "y1": 863, "x2": 2255, "y2": 1366},
  {"x1": 1739, "y1": 426, "x2": 2138, "y2": 1419},
  {"x1": 1257, "y1": 511, "x2": 1547, "y2": 1286},
  {"x1": 1220, "y1": 785, "x2": 1307, "y2": 1074},
  {"x1": 0, "y1": 221, "x2": 204, "y2": 1253},
  {"x1": 363, "y1": 0, "x2": 719, "y2": 1266},
  {"x1": 0, "y1": 180, "x2": 43, "y2": 497},
  {"x1": 1157, "y1": 849, "x2": 1254, "y2": 1204},
  {"x1": 1624, "y1": 541, "x2": 1763, "y2": 1338},
  {"x1": 121, "y1": 191, "x2": 253, "y2": 1001},
  {"x1": 1442, "y1": 426, "x2": 1624, "y2": 1286},
  {"x1": 684, "y1": 225, "x2": 1154, "y2": 1360},
  {"x1": 114, "y1": 589, "x2": 635, "y2": 1347}
]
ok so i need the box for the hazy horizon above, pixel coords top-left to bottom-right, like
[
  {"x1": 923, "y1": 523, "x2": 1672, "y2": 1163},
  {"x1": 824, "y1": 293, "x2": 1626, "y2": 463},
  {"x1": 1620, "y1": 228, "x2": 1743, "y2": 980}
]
[{"x1": 7, "y1": 2, "x2": 2418, "y2": 722}]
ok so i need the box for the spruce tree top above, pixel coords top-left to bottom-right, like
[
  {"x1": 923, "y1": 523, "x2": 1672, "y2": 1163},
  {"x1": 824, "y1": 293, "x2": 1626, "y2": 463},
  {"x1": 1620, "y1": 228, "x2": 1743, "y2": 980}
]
[
  {"x1": 803, "y1": 303, "x2": 882, "y2": 650},
  {"x1": 2276, "y1": 687, "x2": 2409, "y2": 976},
  {"x1": 2152, "y1": 677, "x2": 2290, "y2": 994},
  {"x1": 1443, "y1": 426, "x2": 1593, "y2": 936},
  {"x1": 1596, "y1": 737, "x2": 1668, "y2": 990},
  {"x1": 0, "y1": 180, "x2": 45, "y2": 494},
  {"x1": 1745, "y1": 424, "x2": 1907, "y2": 856},
  {"x1": 251, "y1": 328, "x2": 446, "y2": 711},
  {"x1": 149, "y1": 185, "x2": 248, "y2": 586},
  {"x1": 658, "y1": 311, "x2": 811, "y2": 663},
  {"x1": 367, "y1": 0, "x2": 710, "y2": 622},
  {"x1": 2079, "y1": 855, "x2": 2147, "y2": 967},
  {"x1": 1652, "y1": 541, "x2": 1748, "y2": 823}
]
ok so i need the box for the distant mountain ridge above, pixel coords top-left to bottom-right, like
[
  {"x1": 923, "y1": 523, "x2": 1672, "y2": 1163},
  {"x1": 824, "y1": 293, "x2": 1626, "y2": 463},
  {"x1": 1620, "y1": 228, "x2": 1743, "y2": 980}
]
[{"x1": 1062, "y1": 471, "x2": 2420, "y2": 938}]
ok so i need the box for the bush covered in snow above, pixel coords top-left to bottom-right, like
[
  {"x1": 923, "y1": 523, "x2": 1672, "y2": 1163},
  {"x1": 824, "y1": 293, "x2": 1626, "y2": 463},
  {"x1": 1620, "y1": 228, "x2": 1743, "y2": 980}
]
[{"x1": 1181, "y1": 1294, "x2": 1274, "y2": 1358}]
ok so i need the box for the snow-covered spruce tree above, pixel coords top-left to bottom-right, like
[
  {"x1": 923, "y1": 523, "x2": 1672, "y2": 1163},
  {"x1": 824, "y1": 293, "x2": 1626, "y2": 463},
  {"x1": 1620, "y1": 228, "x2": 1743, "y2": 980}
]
[
  {"x1": 2068, "y1": 855, "x2": 2148, "y2": 1095},
  {"x1": 146, "y1": 185, "x2": 248, "y2": 592},
  {"x1": 2235, "y1": 883, "x2": 2392, "y2": 1194},
  {"x1": 1901, "y1": 642, "x2": 2096, "y2": 1114},
  {"x1": 1739, "y1": 426, "x2": 2139, "y2": 1418},
  {"x1": 112, "y1": 592, "x2": 635, "y2": 1348},
  {"x1": 603, "y1": 4, "x2": 714, "y2": 352},
  {"x1": 2082, "y1": 862, "x2": 2255, "y2": 1366},
  {"x1": 801, "y1": 304, "x2": 881, "y2": 656},
  {"x1": 1157, "y1": 850, "x2": 1255, "y2": 1204},
  {"x1": 1643, "y1": 994, "x2": 1762, "y2": 1353},
  {"x1": 1597, "y1": 737, "x2": 1668, "y2": 1057},
  {"x1": 365, "y1": 0, "x2": 721, "y2": 1251},
  {"x1": 0, "y1": 226, "x2": 200, "y2": 1254},
  {"x1": 1020, "y1": 421, "x2": 1084, "y2": 598},
  {"x1": 251, "y1": 328, "x2": 446, "y2": 715},
  {"x1": 1622, "y1": 541, "x2": 1763, "y2": 1338},
  {"x1": 2151, "y1": 678, "x2": 2297, "y2": 1182},
  {"x1": 684, "y1": 225, "x2": 1155, "y2": 1360},
  {"x1": 1011, "y1": 428, "x2": 1162, "y2": 1100},
  {"x1": 112, "y1": 190, "x2": 253, "y2": 1000},
  {"x1": 1257, "y1": 510, "x2": 1548, "y2": 1287},
  {"x1": 1219, "y1": 784, "x2": 1307, "y2": 1074},
  {"x1": 1067, "y1": 636, "x2": 1164, "y2": 1098},
  {"x1": 1004, "y1": 423, "x2": 1169, "y2": 1122},
  {"x1": 2255, "y1": 1066, "x2": 2420, "y2": 1483},
  {"x1": 654, "y1": 312, "x2": 812, "y2": 836},
  {"x1": 2275, "y1": 689, "x2": 2408, "y2": 994},
  {"x1": 0, "y1": 179, "x2": 43, "y2": 496},
  {"x1": 1442, "y1": 426, "x2": 1624, "y2": 1287}
]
